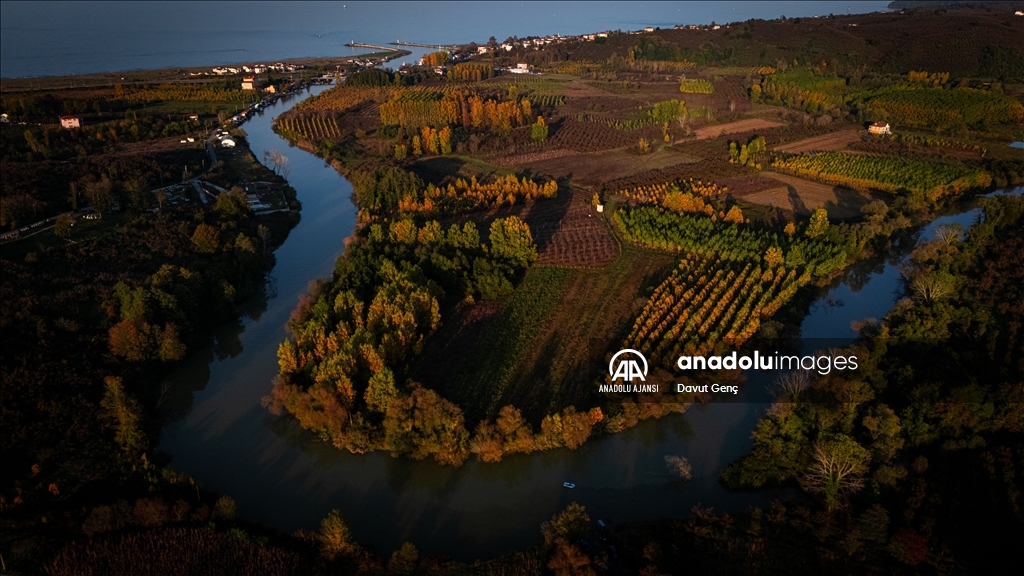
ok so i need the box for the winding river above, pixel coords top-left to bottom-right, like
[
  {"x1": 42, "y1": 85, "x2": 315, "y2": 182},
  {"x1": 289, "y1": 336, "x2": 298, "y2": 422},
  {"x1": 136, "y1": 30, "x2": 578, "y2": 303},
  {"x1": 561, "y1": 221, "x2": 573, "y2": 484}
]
[{"x1": 158, "y1": 85, "x2": 1010, "y2": 559}]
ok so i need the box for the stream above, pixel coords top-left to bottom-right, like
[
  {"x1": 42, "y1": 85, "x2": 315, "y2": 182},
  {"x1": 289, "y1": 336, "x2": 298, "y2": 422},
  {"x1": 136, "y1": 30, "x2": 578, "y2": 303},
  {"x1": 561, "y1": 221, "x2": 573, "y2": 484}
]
[{"x1": 158, "y1": 85, "x2": 1013, "y2": 559}]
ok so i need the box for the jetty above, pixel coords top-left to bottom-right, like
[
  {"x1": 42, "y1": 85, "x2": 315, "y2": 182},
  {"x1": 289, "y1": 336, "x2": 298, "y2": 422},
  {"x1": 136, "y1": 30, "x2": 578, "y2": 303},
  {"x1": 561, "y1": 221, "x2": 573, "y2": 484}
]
[
  {"x1": 344, "y1": 42, "x2": 395, "y2": 51},
  {"x1": 392, "y1": 41, "x2": 458, "y2": 50}
]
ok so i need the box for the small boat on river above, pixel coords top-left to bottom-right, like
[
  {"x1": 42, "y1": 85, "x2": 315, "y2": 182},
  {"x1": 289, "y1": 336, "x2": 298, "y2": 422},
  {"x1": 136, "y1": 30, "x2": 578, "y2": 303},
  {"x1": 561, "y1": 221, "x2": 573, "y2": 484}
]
[{"x1": 563, "y1": 482, "x2": 576, "y2": 489}]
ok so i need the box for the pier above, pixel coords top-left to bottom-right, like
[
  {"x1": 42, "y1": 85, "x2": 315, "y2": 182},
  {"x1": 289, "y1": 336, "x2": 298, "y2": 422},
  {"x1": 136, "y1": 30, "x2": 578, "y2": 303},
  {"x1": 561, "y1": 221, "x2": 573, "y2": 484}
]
[
  {"x1": 344, "y1": 42, "x2": 396, "y2": 51},
  {"x1": 392, "y1": 41, "x2": 458, "y2": 50}
]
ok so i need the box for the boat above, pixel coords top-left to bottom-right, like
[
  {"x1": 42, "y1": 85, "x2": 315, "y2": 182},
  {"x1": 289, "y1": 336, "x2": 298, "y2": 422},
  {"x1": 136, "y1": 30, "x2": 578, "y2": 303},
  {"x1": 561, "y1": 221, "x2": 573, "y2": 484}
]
[{"x1": 562, "y1": 482, "x2": 576, "y2": 489}]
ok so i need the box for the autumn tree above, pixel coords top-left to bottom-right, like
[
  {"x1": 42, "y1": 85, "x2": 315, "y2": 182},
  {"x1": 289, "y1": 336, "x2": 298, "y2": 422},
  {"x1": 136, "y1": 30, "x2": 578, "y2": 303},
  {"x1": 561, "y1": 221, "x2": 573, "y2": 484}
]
[
  {"x1": 100, "y1": 376, "x2": 147, "y2": 459},
  {"x1": 191, "y1": 223, "x2": 220, "y2": 253},
  {"x1": 319, "y1": 509, "x2": 358, "y2": 560},
  {"x1": 548, "y1": 539, "x2": 596, "y2": 576},
  {"x1": 541, "y1": 502, "x2": 590, "y2": 545}
]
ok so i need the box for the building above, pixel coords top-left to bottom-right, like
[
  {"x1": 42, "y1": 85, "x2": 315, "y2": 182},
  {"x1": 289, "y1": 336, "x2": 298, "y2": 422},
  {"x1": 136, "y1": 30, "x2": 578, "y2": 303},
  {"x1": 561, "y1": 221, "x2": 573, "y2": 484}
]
[
  {"x1": 868, "y1": 121, "x2": 891, "y2": 135},
  {"x1": 516, "y1": 63, "x2": 529, "y2": 70},
  {"x1": 644, "y1": 27, "x2": 655, "y2": 32},
  {"x1": 188, "y1": 113, "x2": 200, "y2": 121},
  {"x1": 60, "y1": 115, "x2": 81, "y2": 129},
  {"x1": 241, "y1": 76, "x2": 256, "y2": 90}
]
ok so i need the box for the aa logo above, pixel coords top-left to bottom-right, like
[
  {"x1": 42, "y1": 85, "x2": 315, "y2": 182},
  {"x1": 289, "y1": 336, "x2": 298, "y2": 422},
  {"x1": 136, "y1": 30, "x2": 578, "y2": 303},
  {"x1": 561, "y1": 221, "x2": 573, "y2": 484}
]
[{"x1": 609, "y1": 349, "x2": 648, "y2": 382}]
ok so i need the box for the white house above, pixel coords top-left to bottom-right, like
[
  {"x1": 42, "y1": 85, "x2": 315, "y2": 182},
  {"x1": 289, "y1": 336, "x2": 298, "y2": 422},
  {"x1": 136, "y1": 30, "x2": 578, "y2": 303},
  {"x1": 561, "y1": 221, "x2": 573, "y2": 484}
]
[
  {"x1": 242, "y1": 76, "x2": 256, "y2": 90},
  {"x1": 60, "y1": 115, "x2": 81, "y2": 129},
  {"x1": 868, "y1": 121, "x2": 891, "y2": 135}
]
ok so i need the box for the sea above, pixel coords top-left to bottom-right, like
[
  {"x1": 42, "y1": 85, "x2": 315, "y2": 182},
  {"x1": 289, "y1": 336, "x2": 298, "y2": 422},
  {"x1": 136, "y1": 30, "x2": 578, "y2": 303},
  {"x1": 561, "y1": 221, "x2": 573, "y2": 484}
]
[{"x1": 1, "y1": 1, "x2": 890, "y2": 79}]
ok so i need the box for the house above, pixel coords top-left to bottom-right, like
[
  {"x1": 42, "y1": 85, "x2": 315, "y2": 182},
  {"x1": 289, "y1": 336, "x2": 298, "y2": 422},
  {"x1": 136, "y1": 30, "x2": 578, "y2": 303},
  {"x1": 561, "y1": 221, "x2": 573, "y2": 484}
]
[
  {"x1": 242, "y1": 76, "x2": 256, "y2": 90},
  {"x1": 220, "y1": 138, "x2": 236, "y2": 148},
  {"x1": 264, "y1": 84, "x2": 277, "y2": 93},
  {"x1": 188, "y1": 113, "x2": 199, "y2": 121},
  {"x1": 644, "y1": 27, "x2": 654, "y2": 32},
  {"x1": 1015, "y1": 10, "x2": 1023, "y2": 16},
  {"x1": 60, "y1": 115, "x2": 81, "y2": 129},
  {"x1": 477, "y1": 46, "x2": 490, "y2": 54},
  {"x1": 516, "y1": 63, "x2": 529, "y2": 70},
  {"x1": 868, "y1": 121, "x2": 891, "y2": 135}
]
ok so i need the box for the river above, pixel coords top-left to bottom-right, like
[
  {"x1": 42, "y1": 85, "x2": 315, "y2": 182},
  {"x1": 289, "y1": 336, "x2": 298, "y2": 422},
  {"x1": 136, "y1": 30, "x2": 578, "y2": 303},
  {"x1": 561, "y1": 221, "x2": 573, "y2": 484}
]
[{"x1": 158, "y1": 85, "x2": 1011, "y2": 560}]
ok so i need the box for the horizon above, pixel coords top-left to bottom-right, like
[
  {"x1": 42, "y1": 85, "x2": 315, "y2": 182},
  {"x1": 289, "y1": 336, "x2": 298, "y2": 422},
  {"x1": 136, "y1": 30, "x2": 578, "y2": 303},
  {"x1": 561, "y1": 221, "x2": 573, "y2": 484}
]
[{"x1": 1, "y1": 1, "x2": 890, "y2": 78}]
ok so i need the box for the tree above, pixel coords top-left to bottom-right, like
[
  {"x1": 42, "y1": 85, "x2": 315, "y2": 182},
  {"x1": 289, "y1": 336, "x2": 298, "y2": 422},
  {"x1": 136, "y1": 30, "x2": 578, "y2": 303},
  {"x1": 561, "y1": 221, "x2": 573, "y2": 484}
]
[
  {"x1": 319, "y1": 509, "x2": 358, "y2": 560},
  {"x1": 85, "y1": 175, "x2": 114, "y2": 216},
  {"x1": 155, "y1": 189, "x2": 167, "y2": 211},
  {"x1": 764, "y1": 246, "x2": 784, "y2": 268},
  {"x1": 806, "y1": 208, "x2": 830, "y2": 238},
  {"x1": 541, "y1": 502, "x2": 590, "y2": 545},
  {"x1": 489, "y1": 216, "x2": 537, "y2": 269},
  {"x1": 54, "y1": 213, "x2": 74, "y2": 239},
  {"x1": 638, "y1": 137, "x2": 651, "y2": 154},
  {"x1": 531, "y1": 116, "x2": 549, "y2": 141},
  {"x1": 100, "y1": 377, "x2": 146, "y2": 458},
  {"x1": 257, "y1": 224, "x2": 271, "y2": 256},
  {"x1": 800, "y1": 435, "x2": 870, "y2": 510},
  {"x1": 191, "y1": 223, "x2": 220, "y2": 253},
  {"x1": 664, "y1": 455, "x2": 692, "y2": 480},
  {"x1": 548, "y1": 538, "x2": 596, "y2": 576},
  {"x1": 388, "y1": 542, "x2": 419, "y2": 573},
  {"x1": 365, "y1": 367, "x2": 399, "y2": 413},
  {"x1": 784, "y1": 221, "x2": 796, "y2": 236}
]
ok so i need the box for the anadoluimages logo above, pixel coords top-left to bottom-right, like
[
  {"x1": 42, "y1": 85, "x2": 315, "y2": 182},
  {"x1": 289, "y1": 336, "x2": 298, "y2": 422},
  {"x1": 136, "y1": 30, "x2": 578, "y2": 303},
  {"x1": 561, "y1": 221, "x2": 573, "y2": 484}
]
[{"x1": 609, "y1": 349, "x2": 648, "y2": 382}]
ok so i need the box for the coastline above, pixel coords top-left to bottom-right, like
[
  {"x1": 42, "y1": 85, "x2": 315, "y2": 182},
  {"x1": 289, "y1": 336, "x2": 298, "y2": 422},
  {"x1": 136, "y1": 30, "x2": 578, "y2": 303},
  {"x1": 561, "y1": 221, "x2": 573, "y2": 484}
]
[{"x1": 0, "y1": 50, "x2": 410, "y2": 92}]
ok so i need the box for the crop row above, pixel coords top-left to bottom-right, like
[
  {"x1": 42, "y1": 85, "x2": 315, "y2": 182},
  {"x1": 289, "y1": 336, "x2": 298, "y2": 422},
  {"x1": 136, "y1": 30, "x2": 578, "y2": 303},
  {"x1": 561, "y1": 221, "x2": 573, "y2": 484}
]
[
  {"x1": 625, "y1": 253, "x2": 807, "y2": 363},
  {"x1": 771, "y1": 151, "x2": 991, "y2": 196},
  {"x1": 275, "y1": 115, "x2": 342, "y2": 141},
  {"x1": 614, "y1": 206, "x2": 847, "y2": 276}
]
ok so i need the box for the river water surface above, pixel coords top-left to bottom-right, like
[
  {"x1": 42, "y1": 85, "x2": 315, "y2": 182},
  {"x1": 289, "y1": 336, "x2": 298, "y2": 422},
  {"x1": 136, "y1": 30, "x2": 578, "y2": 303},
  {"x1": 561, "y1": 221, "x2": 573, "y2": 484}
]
[{"x1": 158, "y1": 86, "x2": 1008, "y2": 559}]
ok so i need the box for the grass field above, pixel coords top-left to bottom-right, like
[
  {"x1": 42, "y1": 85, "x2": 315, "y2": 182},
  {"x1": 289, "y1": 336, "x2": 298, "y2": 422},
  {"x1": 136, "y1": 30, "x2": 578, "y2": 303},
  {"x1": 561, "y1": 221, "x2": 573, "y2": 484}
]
[{"x1": 416, "y1": 245, "x2": 675, "y2": 424}]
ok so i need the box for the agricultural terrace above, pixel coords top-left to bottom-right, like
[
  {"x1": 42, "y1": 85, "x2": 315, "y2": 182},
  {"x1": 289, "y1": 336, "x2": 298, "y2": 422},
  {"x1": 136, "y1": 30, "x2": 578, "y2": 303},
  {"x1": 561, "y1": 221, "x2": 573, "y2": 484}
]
[{"x1": 772, "y1": 151, "x2": 992, "y2": 197}]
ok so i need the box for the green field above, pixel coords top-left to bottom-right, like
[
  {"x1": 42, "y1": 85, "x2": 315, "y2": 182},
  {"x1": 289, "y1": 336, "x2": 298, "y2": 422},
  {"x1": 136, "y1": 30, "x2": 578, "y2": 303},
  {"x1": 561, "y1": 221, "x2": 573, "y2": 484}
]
[{"x1": 427, "y1": 246, "x2": 676, "y2": 424}]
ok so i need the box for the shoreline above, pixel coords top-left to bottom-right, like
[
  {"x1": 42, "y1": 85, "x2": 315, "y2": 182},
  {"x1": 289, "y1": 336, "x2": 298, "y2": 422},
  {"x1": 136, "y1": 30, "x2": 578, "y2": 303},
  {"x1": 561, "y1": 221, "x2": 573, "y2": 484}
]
[{"x1": 0, "y1": 49, "x2": 410, "y2": 92}]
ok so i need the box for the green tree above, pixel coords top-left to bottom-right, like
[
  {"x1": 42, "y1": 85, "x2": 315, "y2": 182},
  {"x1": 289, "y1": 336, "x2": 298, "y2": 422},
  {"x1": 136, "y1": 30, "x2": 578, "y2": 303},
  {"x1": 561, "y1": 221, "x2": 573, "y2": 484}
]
[
  {"x1": 531, "y1": 116, "x2": 549, "y2": 141},
  {"x1": 806, "y1": 208, "x2": 830, "y2": 238},
  {"x1": 365, "y1": 367, "x2": 399, "y2": 413},
  {"x1": 489, "y1": 216, "x2": 537, "y2": 269}
]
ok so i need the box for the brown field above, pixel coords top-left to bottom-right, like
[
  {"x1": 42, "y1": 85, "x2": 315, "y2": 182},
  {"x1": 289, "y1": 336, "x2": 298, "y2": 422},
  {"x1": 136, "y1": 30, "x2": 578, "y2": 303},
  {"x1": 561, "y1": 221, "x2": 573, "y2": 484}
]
[
  {"x1": 775, "y1": 129, "x2": 863, "y2": 154},
  {"x1": 733, "y1": 172, "x2": 875, "y2": 219},
  {"x1": 519, "y1": 146, "x2": 699, "y2": 188},
  {"x1": 689, "y1": 118, "x2": 785, "y2": 140}
]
